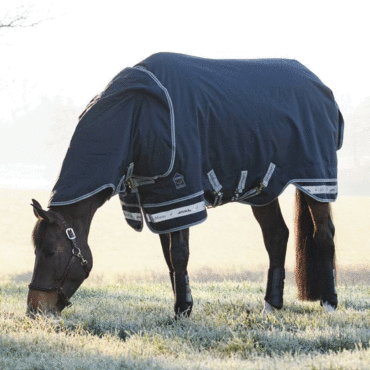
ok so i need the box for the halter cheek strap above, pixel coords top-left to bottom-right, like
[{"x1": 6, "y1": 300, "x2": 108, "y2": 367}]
[{"x1": 29, "y1": 217, "x2": 90, "y2": 309}]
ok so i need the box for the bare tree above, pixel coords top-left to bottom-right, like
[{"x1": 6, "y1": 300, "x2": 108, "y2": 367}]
[{"x1": 0, "y1": 3, "x2": 52, "y2": 30}]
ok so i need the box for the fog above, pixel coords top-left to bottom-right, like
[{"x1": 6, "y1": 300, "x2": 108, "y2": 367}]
[
  {"x1": 1, "y1": 1, "x2": 369, "y2": 195},
  {"x1": 0, "y1": 87, "x2": 369, "y2": 196}
]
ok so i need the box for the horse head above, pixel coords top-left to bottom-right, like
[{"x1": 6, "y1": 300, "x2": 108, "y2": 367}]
[{"x1": 27, "y1": 199, "x2": 92, "y2": 316}]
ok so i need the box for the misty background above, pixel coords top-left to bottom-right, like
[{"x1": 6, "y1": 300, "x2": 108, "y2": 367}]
[{"x1": 1, "y1": 1, "x2": 369, "y2": 196}]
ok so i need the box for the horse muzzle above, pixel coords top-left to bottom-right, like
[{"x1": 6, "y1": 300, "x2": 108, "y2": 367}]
[{"x1": 27, "y1": 289, "x2": 62, "y2": 317}]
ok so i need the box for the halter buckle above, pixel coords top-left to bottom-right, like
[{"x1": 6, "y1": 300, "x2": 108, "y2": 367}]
[
  {"x1": 72, "y1": 246, "x2": 88, "y2": 266},
  {"x1": 66, "y1": 228, "x2": 76, "y2": 240}
]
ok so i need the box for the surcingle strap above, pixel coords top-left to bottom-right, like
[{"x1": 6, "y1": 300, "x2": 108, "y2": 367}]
[
  {"x1": 239, "y1": 163, "x2": 276, "y2": 201},
  {"x1": 237, "y1": 171, "x2": 248, "y2": 194},
  {"x1": 207, "y1": 169, "x2": 223, "y2": 207},
  {"x1": 233, "y1": 170, "x2": 248, "y2": 200},
  {"x1": 262, "y1": 163, "x2": 276, "y2": 187}
]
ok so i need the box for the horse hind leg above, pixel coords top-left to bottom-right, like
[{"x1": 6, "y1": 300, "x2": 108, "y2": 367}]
[
  {"x1": 160, "y1": 228, "x2": 193, "y2": 318},
  {"x1": 252, "y1": 199, "x2": 289, "y2": 312},
  {"x1": 304, "y1": 194, "x2": 337, "y2": 311}
]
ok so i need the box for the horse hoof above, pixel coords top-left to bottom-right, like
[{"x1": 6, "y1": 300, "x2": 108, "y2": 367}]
[
  {"x1": 322, "y1": 301, "x2": 336, "y2": 313},
  {"x1": 174, "y1": 302, "x2": 193, "y2": 320},
  {"x1": 174, "y1": 309, "x2": 192, "y2": 320},
  {"x1": 262, "y1": 301, "x2": 275, "y2": 315}
]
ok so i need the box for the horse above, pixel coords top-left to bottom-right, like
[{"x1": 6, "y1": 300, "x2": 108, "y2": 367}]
[{"x1": 28, "y1": 53, "x2": 343, "y2": 317}]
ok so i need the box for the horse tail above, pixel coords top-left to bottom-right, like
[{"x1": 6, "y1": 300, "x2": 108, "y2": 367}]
[{"x1": 294, "y1": 188, "x2": 321, "y2": 301}]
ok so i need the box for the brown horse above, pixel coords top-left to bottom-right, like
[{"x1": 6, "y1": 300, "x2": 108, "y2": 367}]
[
  {"x1": 28, "y1": 54, "x2": 341, "y2": 318},
  {"x1": 28, "y1": 187, "x2": 337, "y2": 317}
]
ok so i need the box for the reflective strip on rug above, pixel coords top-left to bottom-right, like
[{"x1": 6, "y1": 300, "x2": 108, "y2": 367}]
[
  {"x1": 123, "y1": 211, "x2": 142, "y2": 221},
  {"x1": 301, "y1": 185, "x2": 338, "y2": 194},
  {"x1": 146, "y1": 202, "x2": 206, "y2": 223}
]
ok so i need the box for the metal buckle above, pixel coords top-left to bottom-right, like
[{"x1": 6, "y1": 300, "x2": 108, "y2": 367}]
[
  {"x1": 212, "y1": 191, "x2": 223, "y2": 207},
  {"x1": 72, "y1": 246, "x2": 88, "y2": 266},
  {"x1": 256, "y1": 183, "x2": 266, "y2": 195},
  {"x1": 66, "y1": 228, "x2": 76, "y2": 240}
]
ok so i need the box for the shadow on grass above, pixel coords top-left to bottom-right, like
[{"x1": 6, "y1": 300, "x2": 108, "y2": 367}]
[{"x1": 9, "y1": 266, "x2": 370, "y2": 285}]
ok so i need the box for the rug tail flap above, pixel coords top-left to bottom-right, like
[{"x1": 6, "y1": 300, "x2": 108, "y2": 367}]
[{"x1": 293, "y1": 180, "x2": 338, "y2": 202}]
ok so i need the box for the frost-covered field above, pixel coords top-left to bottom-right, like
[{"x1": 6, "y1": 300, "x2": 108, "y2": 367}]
[
  {"x1": 2, "y1": 281, "x2": 370, "y2": 369},
  {"x1": 1, "y1": 189, "x2": 369, "y2": 369}
]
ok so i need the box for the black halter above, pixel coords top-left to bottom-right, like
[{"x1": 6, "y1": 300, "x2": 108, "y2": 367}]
[{"x1": 29, "y1": 216, "x2": 90, "y2": 309}]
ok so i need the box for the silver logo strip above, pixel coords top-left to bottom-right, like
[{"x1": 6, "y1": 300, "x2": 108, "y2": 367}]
[{"x1": 146, "y1": 201, "x2": 206, "y2": 223}]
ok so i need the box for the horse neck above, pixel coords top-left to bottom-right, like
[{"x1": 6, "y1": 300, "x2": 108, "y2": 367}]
[{"x1": 50, "y1": 190, "x2": 108, "y2": 242}]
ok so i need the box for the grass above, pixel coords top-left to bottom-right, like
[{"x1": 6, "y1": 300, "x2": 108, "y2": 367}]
[
  {"x1": 2, "y1": 280, "x2": 370, "y2": 369},
  {"x1": 1, "y1": 189, "x2": 370, "y2": 368}
]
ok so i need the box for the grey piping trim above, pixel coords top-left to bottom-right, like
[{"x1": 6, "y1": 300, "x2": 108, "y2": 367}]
[
  {"x1": 142, "y1": 191, "x2": 204, "y2": 208},
  {"x1": 288, "y1": 178, "x2": 337, "y2": 183},
  {"x1": 133, "y1": 66, "x2": 176, "y2": 178},
  {"x1": 49, "y1": 184, "x2": 115, "y2": 206}
]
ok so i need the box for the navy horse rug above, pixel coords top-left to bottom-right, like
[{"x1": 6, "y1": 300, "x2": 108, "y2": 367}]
[{"x1": 49, "y1": 53, "x2": 344, "y2": 233}]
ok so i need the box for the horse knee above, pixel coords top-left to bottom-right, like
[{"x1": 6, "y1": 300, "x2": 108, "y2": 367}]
[
  {"x1": 264, "y1": 225, "x2": 289, "y2": 265},
  {"x1": 277, "y1": 225, "x2": 289, "y2": 247}
]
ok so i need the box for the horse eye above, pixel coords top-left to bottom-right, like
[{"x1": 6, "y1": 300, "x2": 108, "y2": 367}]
[{"x1": 43, "y1": 249, "x2": 56, "y2": 258}]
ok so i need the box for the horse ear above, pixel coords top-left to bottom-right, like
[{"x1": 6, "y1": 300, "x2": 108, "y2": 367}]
[{"x1": 31, "y1": 199, "x2": 54, "y2": 223}]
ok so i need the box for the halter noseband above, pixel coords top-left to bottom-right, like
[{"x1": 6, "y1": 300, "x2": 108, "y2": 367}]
[{"x1": 29, "y1": 216, "x2": 90, "y2": 309}]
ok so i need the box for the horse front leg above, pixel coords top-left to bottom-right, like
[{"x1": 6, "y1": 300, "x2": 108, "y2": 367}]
[
  {"x1": 252, "y1": 199, "x2": 289, "y2": 313},
  {"x1": 159, "y1": 228, "x2": 193, "y2": 317},
  {"x1": 159, "y1": 233, "x2": 175, "y2": 293}
]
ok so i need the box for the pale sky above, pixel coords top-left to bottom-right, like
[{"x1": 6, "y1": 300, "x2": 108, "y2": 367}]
[
  {"x1": 2, "y1": 0, "x2": 369, "y2": 111},
  {"x1": 1, "y1": 0, "x2": 369, "y2": 188}
]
